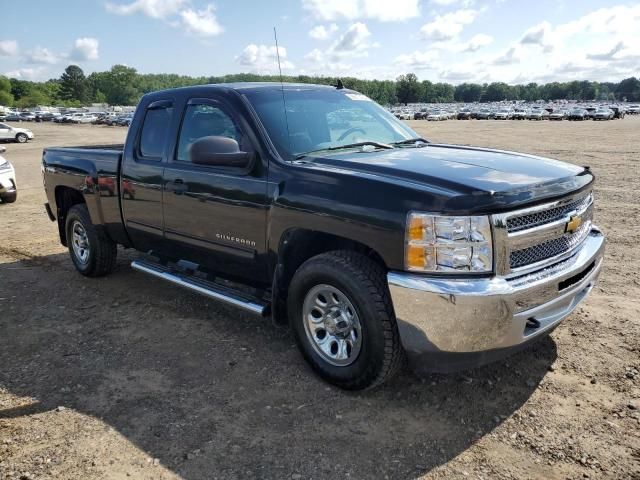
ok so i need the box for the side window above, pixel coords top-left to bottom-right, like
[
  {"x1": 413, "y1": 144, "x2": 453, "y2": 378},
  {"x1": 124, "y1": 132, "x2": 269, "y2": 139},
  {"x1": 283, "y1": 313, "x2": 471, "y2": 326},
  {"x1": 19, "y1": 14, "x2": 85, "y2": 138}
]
[
  {"x1": 176, "y1": 104, "x2": 241, "y2": 162},
  {"x1": 139, "y1": 105, "x2": 173, "y2": 159}
]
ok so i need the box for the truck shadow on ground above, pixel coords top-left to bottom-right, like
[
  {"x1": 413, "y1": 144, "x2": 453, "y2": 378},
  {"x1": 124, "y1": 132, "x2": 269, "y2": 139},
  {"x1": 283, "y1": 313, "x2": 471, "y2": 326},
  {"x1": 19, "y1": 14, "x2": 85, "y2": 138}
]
[{"x1": 0, "y1": 251, "x2": 558, "y2": 479}]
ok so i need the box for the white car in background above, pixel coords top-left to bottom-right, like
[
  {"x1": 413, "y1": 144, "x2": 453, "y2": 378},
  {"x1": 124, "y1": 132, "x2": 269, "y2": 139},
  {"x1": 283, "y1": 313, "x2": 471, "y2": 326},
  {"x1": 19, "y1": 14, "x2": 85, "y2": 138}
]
[
  {"x1": 69, "y1": 113, "x2": 98, "y2": 124},
  {"x1": 0, "y1": 122, "x2": 35, "y2": 143},
  {"x1": 0, "y1": 146, "x2": 17, "y2": 203}
]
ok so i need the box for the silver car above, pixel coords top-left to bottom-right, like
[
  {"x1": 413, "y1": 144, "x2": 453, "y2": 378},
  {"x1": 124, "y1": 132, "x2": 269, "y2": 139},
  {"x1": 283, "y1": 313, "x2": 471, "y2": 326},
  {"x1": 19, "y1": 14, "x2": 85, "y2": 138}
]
[
  {"x1": 0, "y1": 146, "x2": 17, "y2": 203},
  {"x1": 0, "y1": 122, "x2": 35, "y2": 143}
]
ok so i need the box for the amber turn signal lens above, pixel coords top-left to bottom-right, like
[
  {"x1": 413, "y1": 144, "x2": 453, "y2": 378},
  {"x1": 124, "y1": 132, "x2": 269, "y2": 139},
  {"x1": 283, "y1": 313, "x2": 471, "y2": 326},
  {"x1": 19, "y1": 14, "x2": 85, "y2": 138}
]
[
  {"x1": 406, "y1": 244, "x2": 426, "y2": 269},
  {"x1": 408, "y1": 216, "x2": 425, "y2": 242}
]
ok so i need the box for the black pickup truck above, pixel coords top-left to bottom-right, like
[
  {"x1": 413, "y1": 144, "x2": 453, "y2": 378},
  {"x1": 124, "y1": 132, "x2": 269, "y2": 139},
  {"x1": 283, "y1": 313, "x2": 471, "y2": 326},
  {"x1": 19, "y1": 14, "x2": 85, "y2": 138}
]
[{"x1": 42, "y1": 83, "x2": 605, "y2": 389}]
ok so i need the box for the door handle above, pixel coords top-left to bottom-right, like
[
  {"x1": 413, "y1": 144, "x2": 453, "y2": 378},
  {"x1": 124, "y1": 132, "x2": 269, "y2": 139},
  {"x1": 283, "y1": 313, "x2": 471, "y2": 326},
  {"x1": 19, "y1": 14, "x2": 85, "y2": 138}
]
[{"x1": 166, "y1": 179, "x2": 188, "y2": 194}]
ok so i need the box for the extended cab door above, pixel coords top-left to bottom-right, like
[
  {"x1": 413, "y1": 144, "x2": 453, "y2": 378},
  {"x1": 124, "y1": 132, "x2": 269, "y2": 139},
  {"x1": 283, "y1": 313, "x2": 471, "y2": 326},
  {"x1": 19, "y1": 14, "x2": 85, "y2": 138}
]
[
  {"x1": 162, "y1": 96, "x2": 270, "y2": 284},
  {"x1": 120, "y1": 99, "x2": 174, "y2": 253}
]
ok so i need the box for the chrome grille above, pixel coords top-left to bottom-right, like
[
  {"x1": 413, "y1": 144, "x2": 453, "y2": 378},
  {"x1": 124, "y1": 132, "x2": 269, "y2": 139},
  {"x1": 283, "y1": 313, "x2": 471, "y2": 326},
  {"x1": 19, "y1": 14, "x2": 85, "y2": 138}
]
[
  {"x1": 507, "y1": 193, "x2": 592, "y2": 233},
  {"x1": 510, "y1": 218, "x2": 591, "y2": 269}
]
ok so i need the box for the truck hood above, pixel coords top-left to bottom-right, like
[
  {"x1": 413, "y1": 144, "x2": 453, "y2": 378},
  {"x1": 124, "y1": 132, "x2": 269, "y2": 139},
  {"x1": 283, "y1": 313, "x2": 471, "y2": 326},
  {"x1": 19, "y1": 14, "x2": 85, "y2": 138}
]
[{"x1": 304, "y1": 144, "x2": 592, "y2": 212}]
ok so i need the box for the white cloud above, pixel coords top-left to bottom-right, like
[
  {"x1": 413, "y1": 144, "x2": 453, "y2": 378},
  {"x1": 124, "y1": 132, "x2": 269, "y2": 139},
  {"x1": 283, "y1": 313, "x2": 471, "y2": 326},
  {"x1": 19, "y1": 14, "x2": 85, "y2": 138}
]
[
  {"x1": 309, "y1": 23, "x2": 338, "y2": 40},
  {"x1": 180, "y1": 4, "x2": 223, "y2": 36},
  {"x1": 105, "y1": 0, "x2": 186, "y2": 18},
  {"x1": 463, "y1": 33, "x2": 493, "y2": 52},
  {"x1": 431, "y1": 0, "x2": 474, "y2": 5},
  {"x1": 586, "y1": 41, "x2": 625, "y2": 61},
  {"x1": 236, "y1": 44, "x2": 293, "y2": 73},
  {"x1": 302, "y1": 0, "x2": 420, "y2": 22},
  {"x1": 420, "y1": 9, "x2": 478, "y2": 41},
  {"x1": 70, "y1": 37, "x2": 100, "y2": 61},
  {"x1": 394, "y1": 49, "x2": 439, "y2": 69},
  {"x1": 332, "y1": 22, "x2": 371, "y2": 53},
  {"x1": 4, "y1": 67, "x2": 47, "y2": 81},
  {"x1": 25, "y1": 47, "x2": 59, "y2": 65},
  {"x1": 106, "y1": 0, "x2": 223, "y2": 38},
  {"x1": 492, "y1": 46, "x2": 519, "y2": 65},
  {"x1": 0, "y1": 40, "x2": 19, "y2": 57}
]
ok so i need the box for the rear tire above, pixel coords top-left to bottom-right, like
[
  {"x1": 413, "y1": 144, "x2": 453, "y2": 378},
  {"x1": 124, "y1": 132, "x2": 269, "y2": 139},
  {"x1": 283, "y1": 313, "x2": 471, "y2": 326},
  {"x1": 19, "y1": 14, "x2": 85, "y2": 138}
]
[
  {"x1": 15, "y1": 133, "x2": 28, "y2": 143},
  {"x1": 288, "y1": 251, "x2": 404, "y2": 390},
  {"x1": 65, "y1": 204, "x2": 117, "y2": 277},
  {"x1": 0, "y1": 191, "x2": 17, "y2": 203}
]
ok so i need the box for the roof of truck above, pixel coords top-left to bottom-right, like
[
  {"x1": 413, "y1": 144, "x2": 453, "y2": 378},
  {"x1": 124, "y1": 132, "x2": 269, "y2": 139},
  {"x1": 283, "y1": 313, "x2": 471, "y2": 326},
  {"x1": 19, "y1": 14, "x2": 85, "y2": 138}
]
[{"x1": 149, "y1": 82, "x2": 344, "y2": 97}]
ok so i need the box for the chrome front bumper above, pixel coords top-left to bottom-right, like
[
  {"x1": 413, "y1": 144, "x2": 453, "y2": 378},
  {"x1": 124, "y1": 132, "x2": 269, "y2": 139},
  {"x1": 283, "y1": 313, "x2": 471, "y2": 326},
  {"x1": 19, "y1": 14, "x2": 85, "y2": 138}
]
[{"x1": 388, "y1": 227, "x2": 605, "y2": 371}]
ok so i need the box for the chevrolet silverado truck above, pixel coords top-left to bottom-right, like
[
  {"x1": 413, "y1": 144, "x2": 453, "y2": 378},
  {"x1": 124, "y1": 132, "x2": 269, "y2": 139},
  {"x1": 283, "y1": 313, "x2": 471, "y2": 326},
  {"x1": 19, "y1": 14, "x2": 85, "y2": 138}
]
[{"x1": 42, "y1": 83, "x2": 605, "y2": 389}]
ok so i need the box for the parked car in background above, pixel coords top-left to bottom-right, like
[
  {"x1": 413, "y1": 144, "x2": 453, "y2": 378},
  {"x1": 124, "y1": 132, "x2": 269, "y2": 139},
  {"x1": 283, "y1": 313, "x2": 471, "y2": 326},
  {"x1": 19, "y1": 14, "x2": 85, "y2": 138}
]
[
  {"x1": 0, "y1": 146, "x2": 17, "y2": 203},
  {"x1": 413, "y1": 108, "x2": 428, "y2": 120},
  {"x1": 608, "y1": 106, "x2": 625, "y2": 119},
  {"x1": 593, "y1": 107, "x2": 614, "y2": 120},
  {"x1": 512, "y1": 108, "x2": 527, "y2": 120},
  {"x1": 494, "y1": 108, "x2": 513, "y2": 120},
  {"x1": 567, "y1": 108, "x2": 588, "y2": 121},
  {"x1": 69, "y1": 113, "x2": 98, "y2": 124},
  {"x1": 549, "y1": 110, "x2": 566, "y2": 121},
  {"x1": 426, "y1": 110, "x2": 445, "y2": 121},
  {"x1": 475, "y1": 108, "x2": 493, "y2": 119},
  {"x1": 115, "y1": 114, "x2": 134, "y2": 126},
  {"x1": 584, "y1": 107, "x2": 597, "y2": 119},
  {"x1": 456, "y1": 108, "x2": 472, "y2": 120},
  {"x1": 626, "y1": 105, "x2": 640, "y2": 115},
  {"x1": 0, "y1": 122, "x2": 34, "y2": 143},
  {"x1": 528, "y1": 108, "x2": 549, "y2": 120}
]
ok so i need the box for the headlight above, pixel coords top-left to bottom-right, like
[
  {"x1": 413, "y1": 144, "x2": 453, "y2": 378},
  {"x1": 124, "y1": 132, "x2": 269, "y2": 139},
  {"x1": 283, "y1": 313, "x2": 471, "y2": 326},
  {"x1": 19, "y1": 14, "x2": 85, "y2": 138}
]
[{"x1": 405, "y1": 213, "x2": 493, "y2": 273}]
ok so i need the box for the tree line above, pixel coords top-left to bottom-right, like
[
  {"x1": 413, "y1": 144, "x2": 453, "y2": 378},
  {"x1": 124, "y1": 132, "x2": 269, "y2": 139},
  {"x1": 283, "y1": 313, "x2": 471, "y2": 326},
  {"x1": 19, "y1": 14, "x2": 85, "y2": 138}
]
[{"x1": 1, "y1": 65, "x2": 639, "y2": 108}]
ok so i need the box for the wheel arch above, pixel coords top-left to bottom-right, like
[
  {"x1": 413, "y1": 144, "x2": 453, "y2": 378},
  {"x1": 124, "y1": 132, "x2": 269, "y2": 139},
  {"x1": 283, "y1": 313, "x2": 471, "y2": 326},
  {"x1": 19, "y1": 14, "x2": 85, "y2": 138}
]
[{"x1": 271, "y1": 228, "x2": 388, "y2": 324}]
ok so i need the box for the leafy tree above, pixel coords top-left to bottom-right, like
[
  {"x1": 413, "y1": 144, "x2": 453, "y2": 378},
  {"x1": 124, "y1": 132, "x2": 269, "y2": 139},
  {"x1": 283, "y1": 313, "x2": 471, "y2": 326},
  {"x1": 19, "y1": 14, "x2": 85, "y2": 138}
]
[
  {"x1": 0, "y1": 76, "x2": 13, "y2": 106},
  {"x1": 59, "y1": 65, "x2": 88, "y2": 103},
  {"x1": 396, "y1": 73, "x2": 422, "y2": 105},
  {"x1": 616, "y1": 77, "x2": 640, "y2": 102}
]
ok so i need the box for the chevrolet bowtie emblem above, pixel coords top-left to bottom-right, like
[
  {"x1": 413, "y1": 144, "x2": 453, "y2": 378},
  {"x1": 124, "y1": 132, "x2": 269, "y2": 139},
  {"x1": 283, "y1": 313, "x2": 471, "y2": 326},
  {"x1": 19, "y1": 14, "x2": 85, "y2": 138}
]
[{"x1": 565, "y1": 215, "x2": 583, "y2": 233}]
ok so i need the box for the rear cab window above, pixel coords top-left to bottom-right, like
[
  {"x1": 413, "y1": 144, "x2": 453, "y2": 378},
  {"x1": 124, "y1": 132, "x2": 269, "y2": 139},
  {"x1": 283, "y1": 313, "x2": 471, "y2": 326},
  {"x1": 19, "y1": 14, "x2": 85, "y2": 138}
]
[{"x1": 138, "y1": 100, "x2": 174, "y2": 160}]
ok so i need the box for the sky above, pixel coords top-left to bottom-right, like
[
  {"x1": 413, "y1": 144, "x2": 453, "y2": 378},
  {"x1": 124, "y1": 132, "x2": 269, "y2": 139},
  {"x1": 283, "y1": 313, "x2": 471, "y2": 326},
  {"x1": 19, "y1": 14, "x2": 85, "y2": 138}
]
[{"x1": 0, "y1": 0, "x2": 639, "y2": 85}]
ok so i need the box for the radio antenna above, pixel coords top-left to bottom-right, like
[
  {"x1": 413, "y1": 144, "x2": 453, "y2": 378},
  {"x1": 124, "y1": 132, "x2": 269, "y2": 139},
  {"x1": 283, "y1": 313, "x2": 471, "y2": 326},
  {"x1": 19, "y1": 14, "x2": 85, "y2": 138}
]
[{"x1": 273, "y1": 27, "x2": 291, "y2": 153}]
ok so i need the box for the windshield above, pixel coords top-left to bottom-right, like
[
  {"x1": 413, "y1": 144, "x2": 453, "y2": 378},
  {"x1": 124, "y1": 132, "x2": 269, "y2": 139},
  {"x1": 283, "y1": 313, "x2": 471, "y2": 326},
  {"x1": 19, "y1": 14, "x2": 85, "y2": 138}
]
[{"x1": 244, "y1": 87, "x2": 418, "y2": 160}]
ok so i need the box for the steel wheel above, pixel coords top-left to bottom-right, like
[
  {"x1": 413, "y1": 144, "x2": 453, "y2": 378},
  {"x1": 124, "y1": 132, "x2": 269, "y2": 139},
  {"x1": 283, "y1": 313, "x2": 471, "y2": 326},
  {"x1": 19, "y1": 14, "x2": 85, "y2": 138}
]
[
  {"x1": 71, "y1": 220, "x2": 90, "y2": 264},
  {"x1": 302, "y1": 284, "x2": 362, "y2": 367}
]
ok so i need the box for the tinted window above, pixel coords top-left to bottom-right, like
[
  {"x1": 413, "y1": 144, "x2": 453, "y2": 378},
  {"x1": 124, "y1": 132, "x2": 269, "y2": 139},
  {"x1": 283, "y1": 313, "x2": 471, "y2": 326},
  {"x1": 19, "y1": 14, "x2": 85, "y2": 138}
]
[
  {"x1": 176, "y1": 104, "x2": 241, "y2": 162},
  {"x1": 140, "y1": 106, "x2": 173, "y2": 158},
  {"x1": 243, "y1": 88, "x2": 417, "y2": 160}
]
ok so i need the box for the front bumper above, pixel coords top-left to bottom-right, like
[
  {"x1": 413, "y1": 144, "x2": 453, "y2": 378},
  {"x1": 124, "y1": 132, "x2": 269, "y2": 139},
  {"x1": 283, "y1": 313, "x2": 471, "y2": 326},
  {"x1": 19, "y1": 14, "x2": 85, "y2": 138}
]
[
  {"x1": 388, "y1": 227, "x2": 605, "y2": 372},
  {"x1": 0, "y1": 164, "x2": 16, "y2": 194}
]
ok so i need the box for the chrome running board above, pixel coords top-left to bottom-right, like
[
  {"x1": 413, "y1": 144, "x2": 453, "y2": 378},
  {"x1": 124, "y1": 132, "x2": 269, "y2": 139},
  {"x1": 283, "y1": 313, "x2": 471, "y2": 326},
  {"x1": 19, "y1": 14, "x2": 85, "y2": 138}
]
[{"x1": 131, "y1": 259, "x2": 269, "y2": 316}]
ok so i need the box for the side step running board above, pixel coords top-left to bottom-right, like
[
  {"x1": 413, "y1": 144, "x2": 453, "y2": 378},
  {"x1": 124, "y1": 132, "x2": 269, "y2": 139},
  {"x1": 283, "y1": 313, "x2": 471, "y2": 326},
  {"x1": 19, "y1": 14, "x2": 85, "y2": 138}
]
[{"x1": 131, "y1": 259, "x2": 269, "y2": 316}]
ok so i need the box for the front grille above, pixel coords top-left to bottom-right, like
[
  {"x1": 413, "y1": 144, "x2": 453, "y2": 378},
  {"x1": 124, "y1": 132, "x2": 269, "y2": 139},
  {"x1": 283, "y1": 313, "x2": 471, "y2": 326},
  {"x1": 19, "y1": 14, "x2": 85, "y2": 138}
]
[
  {"x1": 510, "y1": 219, "x2": 591, "y2": 269},
  {"x1": 507, "y1": 193, "x2": 592, "y2": 233}
]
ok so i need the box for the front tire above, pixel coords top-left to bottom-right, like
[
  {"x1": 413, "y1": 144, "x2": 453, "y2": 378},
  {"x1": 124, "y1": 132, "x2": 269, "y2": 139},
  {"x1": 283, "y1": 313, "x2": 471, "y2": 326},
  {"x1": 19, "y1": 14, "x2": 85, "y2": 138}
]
[
  {"x1": 0, "y1": 191, "x2": 17, "y2": 203},
  {"x1": 65, "y1": 204, "x2": 117, "y2": 277},
  {"x1": 15, "y1": 133, "x2": 28, "y2": 143},
  {"x1": 288, "y1": 251, "x2": 404, "y2": 390}
]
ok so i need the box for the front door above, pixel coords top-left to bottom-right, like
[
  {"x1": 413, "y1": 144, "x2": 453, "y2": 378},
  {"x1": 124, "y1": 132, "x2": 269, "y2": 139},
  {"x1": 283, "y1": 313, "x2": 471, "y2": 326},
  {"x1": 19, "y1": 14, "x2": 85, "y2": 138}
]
[{"x1": 162, "y1": 97, "x2": 270, "y2": 284}]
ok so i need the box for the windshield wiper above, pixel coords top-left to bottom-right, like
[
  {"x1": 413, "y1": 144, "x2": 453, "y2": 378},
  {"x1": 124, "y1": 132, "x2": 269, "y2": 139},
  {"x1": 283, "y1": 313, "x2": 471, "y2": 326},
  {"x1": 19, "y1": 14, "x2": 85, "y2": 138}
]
[
  {"x1": 390, "y1": 137, "x2": 430, "y2": 146},
  {"x1": 295, "y1": 141, "x2": 394, "y2": 159}
]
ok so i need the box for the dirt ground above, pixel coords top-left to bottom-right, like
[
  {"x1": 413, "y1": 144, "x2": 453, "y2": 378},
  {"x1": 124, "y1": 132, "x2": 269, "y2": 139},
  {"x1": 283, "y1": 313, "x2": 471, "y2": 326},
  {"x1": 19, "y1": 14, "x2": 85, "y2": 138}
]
[{"x1": 0, "y1": 118, "x2": 638, "y2": 480}]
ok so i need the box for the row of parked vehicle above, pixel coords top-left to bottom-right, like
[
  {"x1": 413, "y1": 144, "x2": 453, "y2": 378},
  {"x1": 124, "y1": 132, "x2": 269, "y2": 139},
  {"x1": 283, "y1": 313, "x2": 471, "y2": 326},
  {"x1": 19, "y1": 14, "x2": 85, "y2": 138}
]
[
  {"x1": 0, "y1": 110, "x2": 134, "y2": 126},
  {"x1": 392, "y1": 103, "x2": 638, "y2": 122}
]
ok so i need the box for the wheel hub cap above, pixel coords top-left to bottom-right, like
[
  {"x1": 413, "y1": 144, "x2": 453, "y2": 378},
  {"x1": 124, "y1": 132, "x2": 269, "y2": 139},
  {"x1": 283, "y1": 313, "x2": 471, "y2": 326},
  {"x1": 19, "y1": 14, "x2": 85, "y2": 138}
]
[
  {"x1": 71, "y1": 221, "x2": 90, "y2": 264},
  {"x1": 302, "y1": 284, "x2": 362, "y2": 367}
]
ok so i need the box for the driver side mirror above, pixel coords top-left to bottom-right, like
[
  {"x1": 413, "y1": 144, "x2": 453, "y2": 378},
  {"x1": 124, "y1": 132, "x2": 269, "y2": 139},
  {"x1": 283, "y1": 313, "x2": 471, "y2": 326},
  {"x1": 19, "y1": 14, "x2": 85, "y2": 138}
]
[{"x1": 189, "y1": 136, "x2": 253, "y2": 169}]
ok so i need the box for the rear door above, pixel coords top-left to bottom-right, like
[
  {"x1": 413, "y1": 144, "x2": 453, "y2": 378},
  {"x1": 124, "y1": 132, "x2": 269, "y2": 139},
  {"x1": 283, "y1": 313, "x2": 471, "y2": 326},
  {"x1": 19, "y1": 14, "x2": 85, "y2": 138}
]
[
  {"x1": 162, "y1": 96, "x2": 270, "y2": 284},
  {"x1": 120, "y1": 99, "x2": 174, "y2": 254}
]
